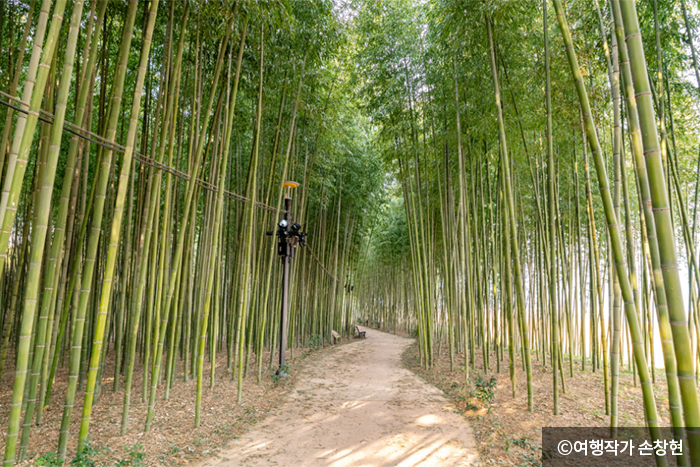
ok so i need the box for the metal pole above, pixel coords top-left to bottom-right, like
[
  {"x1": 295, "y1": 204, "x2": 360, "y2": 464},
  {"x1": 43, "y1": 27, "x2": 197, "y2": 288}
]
[
  {"x1": 278, "y1": 254, "x2": 289, "y2": 372},
  {"x1": 277, "y1": 197, "x2": 292, "y2": 376}
]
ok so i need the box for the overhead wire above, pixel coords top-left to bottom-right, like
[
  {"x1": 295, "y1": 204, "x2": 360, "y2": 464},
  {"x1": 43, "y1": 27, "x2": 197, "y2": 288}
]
[{"x1": 0, "y1": 93, "x2": 336, "y2": 278}]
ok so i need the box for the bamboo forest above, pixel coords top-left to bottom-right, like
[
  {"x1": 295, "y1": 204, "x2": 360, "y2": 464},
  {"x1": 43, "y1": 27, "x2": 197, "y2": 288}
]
[{"x1": 1, "y1": 0, "x2": 700, "y2": 465}]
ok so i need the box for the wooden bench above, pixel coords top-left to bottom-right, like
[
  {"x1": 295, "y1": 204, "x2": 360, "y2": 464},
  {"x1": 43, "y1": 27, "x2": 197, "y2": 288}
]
[{"x1": 355, "y1": 325, "x2": 366, "y2": 339}]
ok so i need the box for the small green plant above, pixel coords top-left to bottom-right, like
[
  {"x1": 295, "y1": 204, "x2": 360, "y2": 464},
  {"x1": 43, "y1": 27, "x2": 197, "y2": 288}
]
[
  {"x1": 114, "y1": 444, "x2": 145, "y2": 467},
  {"x1": 513, "y1": 437, "x2": 530, "y2": 449},
  {"x1": 272, "y1": 364, "x2": 291, "y2": 384},
  {"x1": 464, "y1": 401, "x2": 478, "y2": 411},
  {"x1": 244, "y1": 404, "x2": 259, "y2": 422},
  {"x1": 517, "y1": 438, "x2": 541, "y2": 466},
  {"x1": 307, "y1": 334, "x2": 324, "y2": 350},
  {"x1": 474, "y1": 375, "x2": 497, "y2": 405},
  {"x1": 36, "y1": 451, "x2": 63, "y2": 467},
  {"x1": 70, "y1": 442, "x2": 103, "y2": 467},
  {"x1": 521, "y1": 453, "x2": 542, "y2": 466}
]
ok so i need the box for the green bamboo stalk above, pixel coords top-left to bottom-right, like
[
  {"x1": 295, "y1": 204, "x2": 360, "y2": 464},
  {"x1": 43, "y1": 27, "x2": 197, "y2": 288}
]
[
  {"x1": 609, "y1": 18, "x2": 623, "y2": 434},
  {"x1": 486, "y1": 17, "x2": 533, "y2": 411},
  {"x1": 613, "y1": 1, "x2": 700, "y2": 462},
  {"x1": 0, "y1": 0, "x2": 64, "y2": 264},
  {"x1": 1, "y1": 2, "x2": 68, "y2": 463},
  {"x1": 235, "y1": 22, "x2": 263, "y2": 403},
  {"x1": 196, "y1": 26, "x2": 245, "y2": 422},
  {"x1": 145, "y1": 8, "x2": 235, "y2": 430},
  {"x1": 57, "y1": 0, "x2": 139, "y2": 459},
  {"x1": 543, "y1": 0, "x2": 558, "y2": 415},
  {"x1": 38, "y1": 0, "x2": 98, "y2": 421},
  {"x1": 76, "y1": 0, "x2": 159, "y2": 450},
  {"x1": 552, "y1": 3, "x2": 665, "y2": 465},
  {"x1": 17, "y1": 1, "x2": 86, "y2": 459},
  {"x1": 164, "y1": 5, "x2": 194, "y2": 399},
  {"x1": 453, "y1": 61, "x2": 471, "y2": 385},
  {"x1": 0, "y1": 0, "x2": 37, "y2": 179},
  {"x1": 113, "y1": 167, "x2": 135, "y2": 393},
  {"x1": 141, "y1": 2, "x2": 175, "y2": 406},
  {"x1": 144, "y1": 0, "x2": 189, "y2": 430}
]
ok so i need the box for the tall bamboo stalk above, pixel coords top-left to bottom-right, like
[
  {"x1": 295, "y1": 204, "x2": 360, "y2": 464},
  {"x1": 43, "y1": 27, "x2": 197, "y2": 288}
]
[
  {"x1": 57, "y1": 1, "x2": 139, "y2": 459},
  {"x1": 17, "y1": 1, "x2": 86, "y2": 458},
  {"x1": 2, "y1": 2, "x2": 68, "y2": 464},
  {"x1": 77, "y1": 0, "x2": 159, "y2": 450},
  {"x1": 614, "y1": 1, "x2": 700, "y2": 463},
  {"x1": 486, "y1": 17, "x2": 533, "y2": 411},
  {"x1": 551, "y1": 3, "x2": 665, "y2": 465}
]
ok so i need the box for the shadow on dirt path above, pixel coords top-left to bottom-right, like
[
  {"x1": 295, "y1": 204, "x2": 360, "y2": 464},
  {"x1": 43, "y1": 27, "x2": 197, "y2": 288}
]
[{"x1": 197, "y1": 327, "x2": 478, "y2": 466}]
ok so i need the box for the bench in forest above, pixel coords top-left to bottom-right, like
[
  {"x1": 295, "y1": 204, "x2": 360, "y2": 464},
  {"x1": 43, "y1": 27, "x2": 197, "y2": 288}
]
[
  {"x1": 331, "y1": 330, "x2": 340, "y2": 344},
  {"x1": 355, "y1": 325, "x2": 366, "y2": 339}
]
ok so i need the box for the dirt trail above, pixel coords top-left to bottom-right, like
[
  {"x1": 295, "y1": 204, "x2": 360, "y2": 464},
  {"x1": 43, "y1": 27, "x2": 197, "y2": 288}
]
[{"x1": 198, "y1": 327, "x2": 477, "y2": 466}]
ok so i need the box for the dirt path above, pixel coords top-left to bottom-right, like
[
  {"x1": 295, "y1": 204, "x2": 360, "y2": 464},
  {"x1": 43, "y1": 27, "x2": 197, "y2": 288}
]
[{"x1": 198, "y1": 327, "x2": 477, "y2": 466}]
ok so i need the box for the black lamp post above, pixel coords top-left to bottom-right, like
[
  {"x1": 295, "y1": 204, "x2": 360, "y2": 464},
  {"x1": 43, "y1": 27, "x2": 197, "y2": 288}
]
[{"x1": 268, "y1": 181, "x2": 306, "y2": 377}]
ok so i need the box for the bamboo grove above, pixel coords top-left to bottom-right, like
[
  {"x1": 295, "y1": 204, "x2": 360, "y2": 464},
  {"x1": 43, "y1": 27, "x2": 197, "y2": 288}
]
[
  {"x1": 4, "y1": 0, "x2": 700, "y2": 465},
  {"x1": 351, "y1": 0, "x2": 700, "y2": 466},
  {"x1": 0, "y1": 0, "x2": 385, "y2": 463}
]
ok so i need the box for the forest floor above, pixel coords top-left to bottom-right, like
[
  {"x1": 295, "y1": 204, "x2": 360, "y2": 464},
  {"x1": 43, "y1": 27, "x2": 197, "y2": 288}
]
[
  {"x1": 5, "y1": 340, "x2": 351, "y2": 466},
  {"x1": 5, "y1": 327, "x2": 671, "y2": 467},
  {"x1": 196, "y1": 326, "x2": 477, "y2": 467},
  {"x1": 403, "y1": 338, "x2": 674, "y2": 467}
]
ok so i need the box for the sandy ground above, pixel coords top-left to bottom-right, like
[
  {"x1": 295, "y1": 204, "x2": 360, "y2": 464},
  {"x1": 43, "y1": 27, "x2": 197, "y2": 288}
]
[
  {"x1": 404, "y1": 339, "x2": 676, "y2": 466},
  {"x1": 197, "y1": 327, "x2": 478, "y2": 467}
]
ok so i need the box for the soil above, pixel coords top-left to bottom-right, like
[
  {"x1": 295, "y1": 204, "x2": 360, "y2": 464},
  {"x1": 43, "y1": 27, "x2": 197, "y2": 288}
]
[
  {"x1": 3, "y1": 342, "x2": 348, "y2": 466},
  {"x1": 8, "y1": 323, "x2": 659, "y2": 467},
  {"x1": 197, "y1": 326, "x2": 478, "y2": 467},
  {"x1": 403, "y1": 339, "x2": 675, "y2": 467}
]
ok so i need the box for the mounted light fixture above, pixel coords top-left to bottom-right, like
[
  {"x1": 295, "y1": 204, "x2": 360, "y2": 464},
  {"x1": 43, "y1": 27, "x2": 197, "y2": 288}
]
[{"x1": 266, "y1": 181, "x2": 307, "y2": 378}]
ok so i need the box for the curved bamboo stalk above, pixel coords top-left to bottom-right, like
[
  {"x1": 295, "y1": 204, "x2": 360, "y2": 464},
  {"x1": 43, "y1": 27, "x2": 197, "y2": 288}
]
[
  {"x1": 551, "y1": 3, "x2": 665, "y2": 465},
  {"x1": 17, "y1": 1, "x2": 86, "y2": 459},
  {"x1": 606, "y1": 1, "x2": 687, "y2": 459},
  {"x1": 615, "y1": 2, "x2": 700, "y2": 463},
  {"x1": 1, "y1": 2, "x2": 68, "y2": 464}
]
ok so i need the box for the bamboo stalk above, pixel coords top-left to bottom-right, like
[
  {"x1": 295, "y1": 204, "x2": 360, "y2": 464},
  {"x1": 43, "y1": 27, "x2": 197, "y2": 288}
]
[{"x1": 551, "y1": 3, "x2": 665, "y2": 465}]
